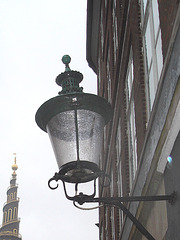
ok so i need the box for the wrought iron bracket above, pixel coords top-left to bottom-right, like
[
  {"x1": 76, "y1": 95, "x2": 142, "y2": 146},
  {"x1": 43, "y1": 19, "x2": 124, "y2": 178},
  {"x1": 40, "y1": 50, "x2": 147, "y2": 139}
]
[
  {"x1": 73, "y1": 191, "x2": 177, "y2": 206},
  {"x1": 48, "y1": 173, "x2": 176, "y2": 240},
  {"x1": 72, "y1": 191, "x2": 176, "y2": 240}
]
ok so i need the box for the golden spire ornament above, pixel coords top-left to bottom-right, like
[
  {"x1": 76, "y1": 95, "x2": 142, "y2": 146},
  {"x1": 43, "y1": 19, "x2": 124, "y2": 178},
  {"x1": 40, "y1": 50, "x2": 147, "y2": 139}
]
[{"x1": 12, "y1": 153, "x2": 18, "y2": 176}]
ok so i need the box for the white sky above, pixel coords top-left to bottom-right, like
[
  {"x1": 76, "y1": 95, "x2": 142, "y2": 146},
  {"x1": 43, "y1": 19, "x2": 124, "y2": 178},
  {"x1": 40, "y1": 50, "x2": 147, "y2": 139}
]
[{"x1": 0, "y1": 1, "x2": 99, "y2": 240}]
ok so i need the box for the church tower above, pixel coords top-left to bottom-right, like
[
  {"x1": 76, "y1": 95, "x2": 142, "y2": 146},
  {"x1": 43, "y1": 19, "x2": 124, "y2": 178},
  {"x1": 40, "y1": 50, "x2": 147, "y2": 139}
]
[{"x1": 0, "y1": 155, "x2": 22, "y2": 240}]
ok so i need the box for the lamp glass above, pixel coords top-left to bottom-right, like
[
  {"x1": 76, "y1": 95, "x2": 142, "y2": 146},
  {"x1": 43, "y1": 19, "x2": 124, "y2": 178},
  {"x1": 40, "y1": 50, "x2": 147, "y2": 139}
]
[{"x1": 46, "y1": 109, "x2": 105, "y2": 169}]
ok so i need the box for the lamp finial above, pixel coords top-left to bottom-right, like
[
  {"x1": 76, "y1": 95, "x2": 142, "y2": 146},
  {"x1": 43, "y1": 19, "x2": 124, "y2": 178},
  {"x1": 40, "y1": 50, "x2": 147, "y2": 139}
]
[
  {"x1": 62, "y1": 55, "x2": 71, "y2": 72},
  {"x1": 55, "y1": 55, "x2": 83, "y2": 94}
]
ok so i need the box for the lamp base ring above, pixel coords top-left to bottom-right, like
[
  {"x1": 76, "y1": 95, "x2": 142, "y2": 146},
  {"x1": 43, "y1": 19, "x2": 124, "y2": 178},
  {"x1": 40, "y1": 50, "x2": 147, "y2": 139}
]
[{"x1": 58, "y1": 161, "x2": 101, "y2": 183}]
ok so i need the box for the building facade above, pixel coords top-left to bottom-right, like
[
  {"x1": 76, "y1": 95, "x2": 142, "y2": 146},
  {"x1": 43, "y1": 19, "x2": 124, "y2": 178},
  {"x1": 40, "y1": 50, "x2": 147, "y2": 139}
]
[
  {"x1": 87, "y1": 0, "x2": 180, "y2": 239},
  {"x1": 0, "y1": 157, "x2": 22, "y2": 240}
]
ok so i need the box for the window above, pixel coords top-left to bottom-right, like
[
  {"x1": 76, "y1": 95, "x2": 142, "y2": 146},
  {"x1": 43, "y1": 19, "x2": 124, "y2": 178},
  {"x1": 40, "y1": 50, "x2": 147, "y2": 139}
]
[
  {"x1": 100, "y1": 225, "x2": 104, "y2": 240},
  {"x1": 100, "y1": 8, "x2": 104, "y2": 56},
  {"x1": 98, "y1": 54, "x2": 102, "y2": 91},
  {"x1": 103, "y1": 128, "x2": 107, "y2": 151},
  {"x1": 10, "y1": 193, "x2": 13, "y2": 200},
  {"x1": 142, "y1": 0, "x2": 148, "y2": 13},
  {"x1": 112, "y1": 0, "x2": 118, "y2": 63},
  {"x1": 116, "y1": 119, "x2": 122, "y2": 197},
  {"x1": 127, "y1": 101, "x2": 137, "y2": 188},
  {"x1": 141, "y1": 0, "x2": 163, "y2": 112},
  {"x1": 110, "y1": 167, "x2": 114, "y2": 197},
  {"x1": 115, "y1": 119, "x2": 123, "y2": 230},
  {"x1": 8, "y1": 208, "x2": 13, "y2": 222},
  {"x1": 125, "y1": 48, "x2": 137, "y2": 190},
  {"x1": 13, "y1": 207, "x2": 17, "y2": 219},
  {"x1": 3, "y1": 211, "x2": 7, "y2": 224},
  {"x1": 105, "y1": 207, "x2": 109, "y2": 240},
  {"x1": 110, "y1": 207, "x2": 115, "y2": 240},
  {"x1": 14, "y1": 192, "x2": 17, "y2": 199},
  {"x1": 110, "y1": 168, "x2": 115, "y2": 240},
  {"x1": 107, "y1": 48, "x2": 111, "y2": 103}
]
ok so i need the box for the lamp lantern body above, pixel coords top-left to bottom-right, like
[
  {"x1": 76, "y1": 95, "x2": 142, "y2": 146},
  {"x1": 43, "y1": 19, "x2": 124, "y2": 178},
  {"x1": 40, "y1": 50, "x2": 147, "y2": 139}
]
[
  {"x1": 35, "y1": 56, "x2": 113, "y2": 183},
  {"x1": 47, "y1": 103, "x2": 104, "y2": 170}
]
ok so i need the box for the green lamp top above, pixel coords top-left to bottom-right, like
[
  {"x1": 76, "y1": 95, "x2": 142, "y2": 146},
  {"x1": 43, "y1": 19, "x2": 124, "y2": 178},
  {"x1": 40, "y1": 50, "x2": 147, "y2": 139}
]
[
  {"x1": 35, "y1": 55, "x2": 113, "y2": 132},
  {"x1": 56, "y1": 55, "x2": 83, "y2": 95}
]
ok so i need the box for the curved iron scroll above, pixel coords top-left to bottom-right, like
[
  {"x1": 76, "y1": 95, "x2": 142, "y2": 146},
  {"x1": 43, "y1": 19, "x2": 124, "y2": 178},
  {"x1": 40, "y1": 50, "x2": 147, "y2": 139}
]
[{"x1": 48, "y1": 170, "x2": 111, "y2": 191}]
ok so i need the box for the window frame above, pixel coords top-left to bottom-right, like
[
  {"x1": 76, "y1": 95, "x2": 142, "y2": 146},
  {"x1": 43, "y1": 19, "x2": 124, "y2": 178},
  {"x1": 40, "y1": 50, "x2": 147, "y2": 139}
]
[
  {"x1": 141, "y1": 0, "x2": 163, "y2": 113},
  {"x1": 125, "y1": 47, "x2": 138, "y2": 190}
]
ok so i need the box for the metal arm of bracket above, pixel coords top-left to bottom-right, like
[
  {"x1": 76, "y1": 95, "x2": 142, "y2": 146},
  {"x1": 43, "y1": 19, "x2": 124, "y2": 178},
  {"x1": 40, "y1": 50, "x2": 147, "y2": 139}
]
[
  {"x1": 72, "y1": 191, "x2": 176, "y2": 240},
  {"x1": 48, "y1": 172, "x2": 176, "y2": 240}
]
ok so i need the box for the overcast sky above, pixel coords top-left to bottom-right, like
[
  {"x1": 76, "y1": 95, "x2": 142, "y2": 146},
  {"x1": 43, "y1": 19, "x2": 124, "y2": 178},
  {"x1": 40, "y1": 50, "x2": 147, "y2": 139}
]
[{"x1": 0, "y1": 1, "x2": 99, "y2": 240}]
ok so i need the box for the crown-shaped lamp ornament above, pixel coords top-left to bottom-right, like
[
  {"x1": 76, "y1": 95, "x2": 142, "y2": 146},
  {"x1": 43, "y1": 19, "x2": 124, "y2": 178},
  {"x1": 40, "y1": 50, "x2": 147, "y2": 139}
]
[{"x1": 56, "y1": 55, "x2": 83, "y2": 95}]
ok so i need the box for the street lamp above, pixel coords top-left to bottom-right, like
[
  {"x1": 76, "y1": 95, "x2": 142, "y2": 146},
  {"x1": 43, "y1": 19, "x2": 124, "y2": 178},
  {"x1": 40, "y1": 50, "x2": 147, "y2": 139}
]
[
  {"x1": 36, "y1": 55, "x2": 112, "y2": 186},
  {"x1": 35, "y1": 56, "x2": 176, "y2": 240}
]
